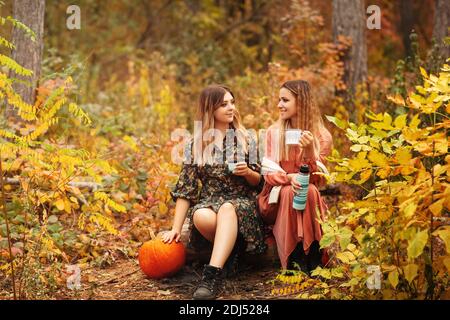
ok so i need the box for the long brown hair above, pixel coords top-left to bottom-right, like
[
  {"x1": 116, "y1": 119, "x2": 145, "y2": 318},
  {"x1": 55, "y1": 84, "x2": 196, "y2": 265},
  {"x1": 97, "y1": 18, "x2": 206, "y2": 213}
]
[
  {"x1": 193, "y1": 84, "x2": 248, "y2": 165},
  {"x1": 277, "y1": 80, "x2": 330, "y2": 161}
]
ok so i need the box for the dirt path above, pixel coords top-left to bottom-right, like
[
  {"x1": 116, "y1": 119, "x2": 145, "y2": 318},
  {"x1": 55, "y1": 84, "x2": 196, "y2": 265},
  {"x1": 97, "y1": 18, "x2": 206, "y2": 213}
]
[{"x1": 58, "y1": 258, "x2": 282, "y2": 300}]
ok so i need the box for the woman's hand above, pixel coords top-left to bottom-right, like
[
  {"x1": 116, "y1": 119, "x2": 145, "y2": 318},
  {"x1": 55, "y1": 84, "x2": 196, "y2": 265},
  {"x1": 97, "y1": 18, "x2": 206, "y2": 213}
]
[
  {"x1": 288, "y1": 173, "x2": 302, "y2": 194},
  {"x1": 161, "y1": 229, "x2": 181, "y2": 243},
  {"x1": 232, "y1": 162, "x2": 251, "y2": 177},
  {"x1": 299, "y1": 130, "x2": 316, "y2": 158},
  {"x1": 299, "y1": 130, "x2": 314, "y2": 148}
]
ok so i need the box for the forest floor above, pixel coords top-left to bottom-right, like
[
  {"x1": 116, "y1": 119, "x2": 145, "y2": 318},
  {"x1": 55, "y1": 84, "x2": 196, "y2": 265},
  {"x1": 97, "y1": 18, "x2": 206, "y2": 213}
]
[
  {"x1": 57, "y1": 255, "x2": 283, "y2": 300},
  {"x1": 56, "y1": 192, "x2": 345, "y2": 300}
]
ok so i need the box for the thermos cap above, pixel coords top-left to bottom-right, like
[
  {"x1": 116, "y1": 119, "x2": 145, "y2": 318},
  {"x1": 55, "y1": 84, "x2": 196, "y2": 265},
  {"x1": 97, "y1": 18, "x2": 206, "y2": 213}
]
[{"x1": 299, "y1": 164, "x2": 310, "y2": 173}]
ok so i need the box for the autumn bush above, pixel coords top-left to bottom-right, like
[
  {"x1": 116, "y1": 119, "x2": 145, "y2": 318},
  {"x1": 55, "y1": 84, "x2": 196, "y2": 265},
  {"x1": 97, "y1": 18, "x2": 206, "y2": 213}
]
[{"x1": 0, "y1": 23, "x2": 131, "y2": 297}]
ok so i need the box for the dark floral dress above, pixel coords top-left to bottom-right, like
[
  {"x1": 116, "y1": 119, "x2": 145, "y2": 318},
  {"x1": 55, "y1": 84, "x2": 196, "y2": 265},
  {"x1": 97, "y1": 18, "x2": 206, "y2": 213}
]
[{"x1": 170, "y1": 136, "x2": 267, "y2": 255}]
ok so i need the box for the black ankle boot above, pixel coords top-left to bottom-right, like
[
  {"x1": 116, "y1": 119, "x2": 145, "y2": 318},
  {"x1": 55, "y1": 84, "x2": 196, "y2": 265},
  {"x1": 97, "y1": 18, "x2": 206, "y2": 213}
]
[
  {"x1": 307, "y1": 241, "x2": 322, "y2": 274},
  {"x1": 193, "y1": 264, "x2": 223, "y2": 300},
  {"x1": 288, "y1": 243, "x2": 309, "y2": 274}
]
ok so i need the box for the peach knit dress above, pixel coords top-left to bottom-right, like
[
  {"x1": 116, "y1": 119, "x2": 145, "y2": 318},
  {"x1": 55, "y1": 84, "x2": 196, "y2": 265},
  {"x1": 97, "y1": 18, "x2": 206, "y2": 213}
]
[{"x1": 260, "y1": 125, "x2": 333, "y2": 269}]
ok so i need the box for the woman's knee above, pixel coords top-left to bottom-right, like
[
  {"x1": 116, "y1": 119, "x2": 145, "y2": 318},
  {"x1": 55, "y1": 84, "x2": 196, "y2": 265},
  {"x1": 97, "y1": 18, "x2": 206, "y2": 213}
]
[
  {"x1": 193, "y1": 209, "x2": 217, "y2": 228},
  {"x1": 218, "y1": 202, "x2": 236, "y2": 215}
]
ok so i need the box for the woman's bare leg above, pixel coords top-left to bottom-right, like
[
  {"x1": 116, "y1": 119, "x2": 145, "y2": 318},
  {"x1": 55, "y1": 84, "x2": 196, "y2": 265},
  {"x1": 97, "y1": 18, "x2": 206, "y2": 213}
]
[
  {"x1": 209, "y1": 202, "x2": 238, "y2": 268},
  {"x1": 192, "y1": 208, "x2": 217, "y2": 242}
]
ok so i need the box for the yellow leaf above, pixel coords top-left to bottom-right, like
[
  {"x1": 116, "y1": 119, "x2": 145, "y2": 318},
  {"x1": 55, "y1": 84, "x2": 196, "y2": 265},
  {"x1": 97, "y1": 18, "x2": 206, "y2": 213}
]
[
  {"x1": 123, "y1": 135, "x2": 139, "y2": 152},
  {"x1": 383, "y1": 113, "x2": 392, "y2": 126},
  {"x1": 365, "y1": 212, "x2": 377, "y2": 225},
  {"x1": 377, "y1": 167, "x2": 390, "y2": 179},
  {"x1": 368, "y1": 150, "x2": 388, "y2": 168},
  {"x1": 387, "y1": 94, "x2": 405, "y2": 106},
  {"x1": 433, "y1": 226, "x2": 450, "y2": 254},
  {"x1": 376, "y1": 209, "x2": 392, "y2": 223},
  {"x1": 431, "y1": 136, "x2": 449, "y2": 156},
  {"x1": 394, "y1": 114, "x2": 407, "y2": 129},
  {"x1": 359, "y1": 169, "x2": 372, "y2": 184},
  {"x1": 400, "y1": 166, "x2": 416, "y2": 176},
  {"x1": 54, "y1": 199, "x2": 65, "y2": 211},
  {"x1": 403, "y1": 202, "x2": 417, "y2": 219},
  {"x1": 370, "y1": 121, "x2": 394, "y2": 131},
  {"x1": 64, "y1": 198, "x2": 72, "y2": 213},
  {"x1": 336, "y1": 251, "x2": 356, "y2": 264},
  {"x1": 395, "y1": 148, "x2": 412, "y2": 165},
  {"x1": 348, "y1": 157, "x2": 370, "y2": 171},
  {"x1": 158, "y1": 202, "x2": 168, "y2": 215},
  {"x1": 388, "y1": 269, "x2": 399, "y2": 289},
  {"x1": 407, "y1": 229, "x2": 428, "y2": 260},
  {"x1": 409, "y1": 114, "x2": 421, "y2": 129},
  {"x1": 420, "y1": 67, "x2": 428, "y2": 79},
  {"x1": 444, "y1": 257, "x2": 450, "y2": 272},
  {"x1": 433, "y1": 164, "x2": 447, "y2": 177},
  {"x1": 403, "y1": 264, "x2": 418, "y2": 284},
  {"x1": 429, "y1": 198, "x2": 445, "y2": 216}
]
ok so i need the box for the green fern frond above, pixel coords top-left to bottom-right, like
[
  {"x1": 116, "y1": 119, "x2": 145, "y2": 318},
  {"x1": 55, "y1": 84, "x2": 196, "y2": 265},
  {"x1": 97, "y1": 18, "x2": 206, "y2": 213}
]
[
  {"x1": 23, "y1": 118, "x2": 59, "y2": 143},
  {"x1": 4, "y1": 89, "x2": 37, "y2": 121},
  {"x1": 0, "y1": 141, "x2": 35, "y2": 155},
  {"x1": 41, "y1": 98, "x2": 66, "y2": 121},
  {"x1": 5, "y1": 16, "x2": 36, "y2": 41},
  {"x1": 0, "y1": 54, "x2": 33, "y2": 76},
  {"x1": 94, "y1": 191, "x2": 126, "y2": 213},
  {"x1": 68, "y1": 102, "x2": 92, "y2": 125},
  {"x1": 0, "y1": 129, "x2": 28, "y2": 146},
  {"x1": 88, "y1": 212, "x2": 118, "y2": 235},
  {"x1": 58, "y1": 148, "x2": 90, "y2": 160},
  {"x1": 37, "y1": 86, "x2": 65, "y2": 116},
  {"x1": 0, "y1": 36, "x2": 15, "y2": 49}
]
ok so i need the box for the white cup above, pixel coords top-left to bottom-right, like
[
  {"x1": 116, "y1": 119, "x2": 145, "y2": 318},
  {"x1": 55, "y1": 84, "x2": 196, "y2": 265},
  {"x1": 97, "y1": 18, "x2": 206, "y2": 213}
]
[
  {"x1": 228, "y1": 161, "x2": 246, "y2": 173},
  {"x1": 285, "y1": 130, "x2": 302, "y2": 145}
]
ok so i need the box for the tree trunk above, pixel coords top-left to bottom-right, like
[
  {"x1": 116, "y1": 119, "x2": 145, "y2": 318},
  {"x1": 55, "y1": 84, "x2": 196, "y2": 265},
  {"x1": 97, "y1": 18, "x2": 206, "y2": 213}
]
[
  {"x1": 332, "y1": 0, "x2": 367, "y2": 123},
  {"x1": 399, "y1": 0, "x2": 415, "y2": 58},
  {"x1": 433, "y1": 0, "x2": 450, "y2": 61},
  {"x1": 6, "y1": 0, "x2": 45, "y2": 119}
]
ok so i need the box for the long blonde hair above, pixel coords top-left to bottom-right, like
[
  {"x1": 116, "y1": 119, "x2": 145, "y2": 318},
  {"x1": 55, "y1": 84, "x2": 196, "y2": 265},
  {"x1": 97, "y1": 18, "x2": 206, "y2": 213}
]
[
  {"x1": 193, "y1": 85, "x2": 248, "y2": 166},
  {"x1": 277, "y1": 80, "x2": 329, "y2": 161}
]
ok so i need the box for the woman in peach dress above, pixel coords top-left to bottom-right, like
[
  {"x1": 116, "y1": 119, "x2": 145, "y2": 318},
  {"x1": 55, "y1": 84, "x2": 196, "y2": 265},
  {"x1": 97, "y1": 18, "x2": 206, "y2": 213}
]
[{"x1": 258, "y1": 79, "x2": 333, "y2": 273}]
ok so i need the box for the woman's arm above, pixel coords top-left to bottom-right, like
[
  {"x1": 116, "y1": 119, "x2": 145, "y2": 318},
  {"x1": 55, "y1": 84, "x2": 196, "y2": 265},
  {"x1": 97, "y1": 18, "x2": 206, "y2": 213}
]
[
  {"x1": 165, "y1": 143, "x2": 200, "y2": 242},
  {"x1": 244, "y1": 167, "x2": 261, "y2": 186},
  {"x1": 264, "y1": 171, "x2": 291, "y2": 186},
  {"x1": 172, "y1": 198, "x2": 190, "y2": 232},
  {"x1": 165, "y1": 197, "x2": 190, "y2": 242},
  {"x1": 233, "y1": 163, "x2": 261, "y2": 186},
  {"x1": 162, "y1": 198, "x2": 190, "y2": 243}
]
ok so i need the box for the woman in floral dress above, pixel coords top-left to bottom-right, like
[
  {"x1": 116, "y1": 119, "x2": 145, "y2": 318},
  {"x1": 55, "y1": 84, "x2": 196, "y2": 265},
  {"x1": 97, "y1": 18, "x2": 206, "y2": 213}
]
[{"x1": 162, "y1": 85, "x2": 266, "y2": 300}]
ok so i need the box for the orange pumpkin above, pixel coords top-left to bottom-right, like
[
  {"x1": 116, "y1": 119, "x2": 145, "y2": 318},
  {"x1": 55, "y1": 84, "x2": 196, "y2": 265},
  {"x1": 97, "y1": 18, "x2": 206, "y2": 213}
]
[{"x1": 138, "y1": 238, "x2": 186, "y2": 279}]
